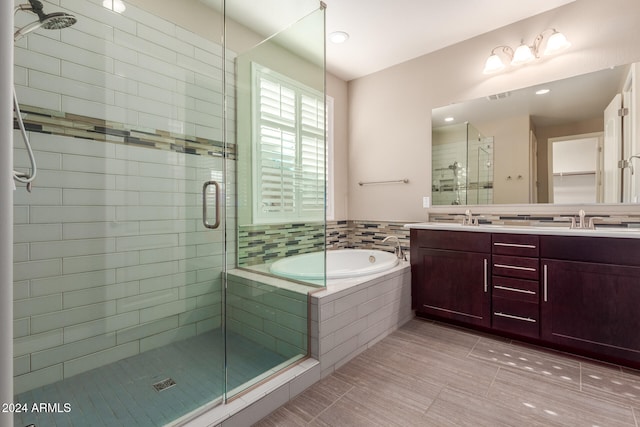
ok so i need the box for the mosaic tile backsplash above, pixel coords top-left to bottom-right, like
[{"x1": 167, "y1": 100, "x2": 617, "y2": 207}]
[
  {"x1": 428, "y1": 212, "x2": 640, "y2": 228},
  {"x1": 238, "y1": 220, "x2": 411, "y2": 267}
]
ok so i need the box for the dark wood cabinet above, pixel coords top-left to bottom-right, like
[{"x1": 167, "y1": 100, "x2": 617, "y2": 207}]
[
  {"x1": 411, "y1": 229, "x2": 491, "y2": 327},
  {"x1": 541, "y1": 236, "x2": 640, "y2": 365},
  {"x1": 410, "y1": 228, "x2": 640, "y2": 368}
]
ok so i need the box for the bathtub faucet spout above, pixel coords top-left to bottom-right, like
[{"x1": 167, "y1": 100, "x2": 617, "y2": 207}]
[{"x1": 382, "y1": 236, "x2": 406, "y2": 261}]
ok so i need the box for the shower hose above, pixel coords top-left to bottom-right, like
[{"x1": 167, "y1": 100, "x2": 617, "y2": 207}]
[{"x1": 13, "y1": 86, "x2": 37, "y2": 192}]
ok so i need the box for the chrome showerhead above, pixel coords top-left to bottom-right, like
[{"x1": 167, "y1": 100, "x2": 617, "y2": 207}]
[
  {"x1": 14, "y1": 0, "x2": 77, "y2": 41},
  {"x1": 40, "y1": 12, "x2": 77, "y2": 30}
]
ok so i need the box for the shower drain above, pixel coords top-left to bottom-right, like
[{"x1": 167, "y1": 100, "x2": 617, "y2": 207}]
[{"x1": 152, "y1": 378, "x2": 177, "y2": 392}]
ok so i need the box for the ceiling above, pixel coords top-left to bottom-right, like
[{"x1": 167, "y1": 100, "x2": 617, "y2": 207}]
[
  {"x1": 211, "y1": 0, "x2": 577, "y2": 81},
  {"x1": 324, "y1": 0, "x2": 576, "y2": 81}
]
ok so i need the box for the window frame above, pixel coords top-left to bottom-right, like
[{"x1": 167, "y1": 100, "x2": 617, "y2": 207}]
[{"x1": 251, "y1": 62, "x2": 333, "y2": 224}]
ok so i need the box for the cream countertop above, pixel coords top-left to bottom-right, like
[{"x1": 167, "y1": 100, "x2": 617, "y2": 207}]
[{"x1": 404, "y1": 222, "x2": 640, "y2": 239}]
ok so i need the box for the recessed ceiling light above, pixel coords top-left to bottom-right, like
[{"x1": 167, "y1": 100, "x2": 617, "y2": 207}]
[
  {"x1": 444, "y1": 117, "x2": 454, "y2": 122},
  {"x1": 329, "y1": 31, "x2": 349, "y2": 44},
  {"x1": 536, "y1": 89, "x2": 550, "y2": 95}
]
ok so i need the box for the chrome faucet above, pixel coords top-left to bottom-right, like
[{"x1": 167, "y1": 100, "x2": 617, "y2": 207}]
[
  {"x1": 568, "y1": 209, "x2": 601, "y2": 229},
  {"x1": 382, "y1": 235, "x2": 406, "y2": 260},
  {"x1": 462, "y1": 209, "x2": 478, "y2": 226},
  {"x1": 578, "y1": 209, "x2": 586, "y2": 229}
]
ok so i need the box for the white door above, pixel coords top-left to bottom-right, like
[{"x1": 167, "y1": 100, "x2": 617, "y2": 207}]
[
  {"x1": 603, "y1": 94, "x2": 622, "y2": 203},
  {"x1": 622, "y1": 63, "x2": 639, "y2": 203}
]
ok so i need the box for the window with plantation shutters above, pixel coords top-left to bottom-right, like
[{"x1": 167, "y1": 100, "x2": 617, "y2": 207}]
[{"x1": 252, "y1": 63, "x2": 329, "y2": 223}]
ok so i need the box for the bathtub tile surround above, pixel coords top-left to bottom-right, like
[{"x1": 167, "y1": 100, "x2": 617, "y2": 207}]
[
  {"x1": 325, "y1": 219, "x2": 350, "y2": 248},
  {"x1": 310, "y1": 262, "x2": 412, "y2": 378},
  {"x1": 238, "y1": 222, "x2": 326, "y2": 266},
  {"x1": 226, "y1": 270, "x2": 309, "y2": 363},
  {"x1": 238, "y1": 220, "x2": 411, "y2": 268},
  {"x1": 348, "y1": 220, "x2": 410, "y2": 253}
]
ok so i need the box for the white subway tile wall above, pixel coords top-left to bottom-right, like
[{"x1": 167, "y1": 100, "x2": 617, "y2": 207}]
[
  {"x1": 12, "y1": 0, "x2": 239, "y2": 394},
  {"x1": 14, "y1": 0, "x2": 235, "y2": 142},
  {"x1": 13, "y1": 131, "x2": 232, "y2": 394}
]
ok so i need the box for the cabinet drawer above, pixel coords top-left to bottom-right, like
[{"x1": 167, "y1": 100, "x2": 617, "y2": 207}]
[
  {"x1": 492, "y1": 234, "x2": 539, "y2": 257},
  {"x1": 492, "y1": 297, "x2": 539, "y2": 338},
  {"x1": 412, "y1": 229, "x2": 491, "y2": 252},
  {"x1": 492, "y1": 276, "x2": 538, "y2": 303},
  {"x1": 493, "y1": 255, "x2": 539, "y2": 280},
  {"x1": 541, "y1": 235, "x2": 640, "y2": 266}
]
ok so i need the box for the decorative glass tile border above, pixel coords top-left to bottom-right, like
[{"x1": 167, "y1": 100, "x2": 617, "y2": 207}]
[
  {"x1": 15, "y1": 104, "x2": 236, "y2": 159},
  {"x1": 428, "y1": 212, "x2": 640, "y2": 228},
  {"x1": 238, "y1": 222, "x2": 326, "y2": 266},
  {"x1": 238, "y1": 220, "x2": 412, "y2": 267},
  {"x1": 349, "y1": 220, "x2": 410, "y2": 253}
]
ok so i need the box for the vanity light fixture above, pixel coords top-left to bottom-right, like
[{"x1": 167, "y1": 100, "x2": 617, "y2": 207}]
[
  {"x1": 444, "y1": 117, "x2": 454, "y2": 122},
  {"x1": 535, "y1": 89, "x2": 550, "y2": 95},
  {"x1": 483, "y1": 29, "x2": 571, "y2": 74},
  {"x1": 329, "y1": 31, "x2": 349, "y2": 44}
]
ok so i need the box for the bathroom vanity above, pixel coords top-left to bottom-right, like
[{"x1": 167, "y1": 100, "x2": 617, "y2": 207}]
[{"x1": 408, "y1": 223, "x2": 640, "y2": 368}]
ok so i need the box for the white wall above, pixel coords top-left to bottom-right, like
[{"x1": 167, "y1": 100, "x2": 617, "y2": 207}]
[
  {"x1": 327, "y1": 72, "x2": 349, "y2": 220},
  {"x1": 347, "y1": 0, "x2": 640, "y2": 221}
]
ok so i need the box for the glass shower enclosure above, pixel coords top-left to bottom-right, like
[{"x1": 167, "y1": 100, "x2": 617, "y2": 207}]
[{"x1": 9, "y1": 0, "x2": 325, "y2": 425}]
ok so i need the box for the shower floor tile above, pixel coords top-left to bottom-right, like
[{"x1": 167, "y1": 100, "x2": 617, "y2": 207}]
[{"x1": 14, "y1": 329, "x2": 290, "y2": 427}]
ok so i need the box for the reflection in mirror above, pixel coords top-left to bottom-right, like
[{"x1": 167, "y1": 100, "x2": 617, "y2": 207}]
[
  {"x1": 432, "y1": 123, "x2": 494, "y2": 205},
  {"x1": 549, "y1": 134, "x2": 602, "y2": 204},
  {"x1": 432, "y1": 63, "x2": 640, "y2": 205}
]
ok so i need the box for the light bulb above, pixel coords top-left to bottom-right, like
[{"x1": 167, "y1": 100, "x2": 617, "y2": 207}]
[
  {"x1": 544, "y1": 31, "x2": 571, "y2": 55},
  {"x1": 511, "y1": 43, "x2": 535, "y2": 65},
  {"x1": 483, "y1": 53, "x2": 505, "y2": 74}
]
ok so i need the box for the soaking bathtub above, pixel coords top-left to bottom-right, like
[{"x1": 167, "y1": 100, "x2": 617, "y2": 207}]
[{"x1": 269, "y1": 249, "x2": 399, "y2": 280}]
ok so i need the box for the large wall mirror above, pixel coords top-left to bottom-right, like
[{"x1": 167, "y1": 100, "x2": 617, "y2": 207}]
[{"x1": 431, "y1": 63, "x2": 640, "y2": 206}]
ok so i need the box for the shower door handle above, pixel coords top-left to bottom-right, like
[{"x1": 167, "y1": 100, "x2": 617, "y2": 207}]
[{"x1": 202, "y1": 180, "x2": 221, "y2": 229}]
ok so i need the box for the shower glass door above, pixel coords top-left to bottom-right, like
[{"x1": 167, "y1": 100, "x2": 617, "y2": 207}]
[
  {"x1": 226, "y1": 0, "x2": 326, "y2": 398},
  {"x1": 12, "y1": 0, "x2": 226, "y2": 425}
]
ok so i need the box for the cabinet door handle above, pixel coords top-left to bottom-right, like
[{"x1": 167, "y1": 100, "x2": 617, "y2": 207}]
[
  {"x1": 484, "y1": 258, "x2": 488, "y2": 292},
  {"x1": 494, "y1": 285, "x2": 536, "y2": 295},
  {"x1": 494, "y1": 312, "x2": 537, "y2": 323},
  {"x1": 494, "y1": 263, "x2": 536, "y2": 272},
  {"x1": 493, "y1": 242, "x2": 537, "y2": 249},
  {"x1": 543, "y1": 264, "x2": 548, "y2": 302}
]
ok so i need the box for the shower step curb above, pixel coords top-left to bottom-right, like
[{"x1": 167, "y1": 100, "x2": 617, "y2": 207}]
[{"x1": 172, "y1": 358, "x2": 321, "y2": 426}]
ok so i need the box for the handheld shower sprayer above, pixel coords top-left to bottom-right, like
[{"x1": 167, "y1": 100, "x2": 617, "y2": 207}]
[{"x1": 13, "y1": 1, "x2": 77, "y2": 191}]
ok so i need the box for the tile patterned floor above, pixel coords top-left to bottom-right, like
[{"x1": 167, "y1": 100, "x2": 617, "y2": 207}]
[
  {"x1": 14, "y1": 329, "x2": 288, "y2": 427},
  {"x1": 255, "y1": 318, "x2": 640, "y2": 426}
]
